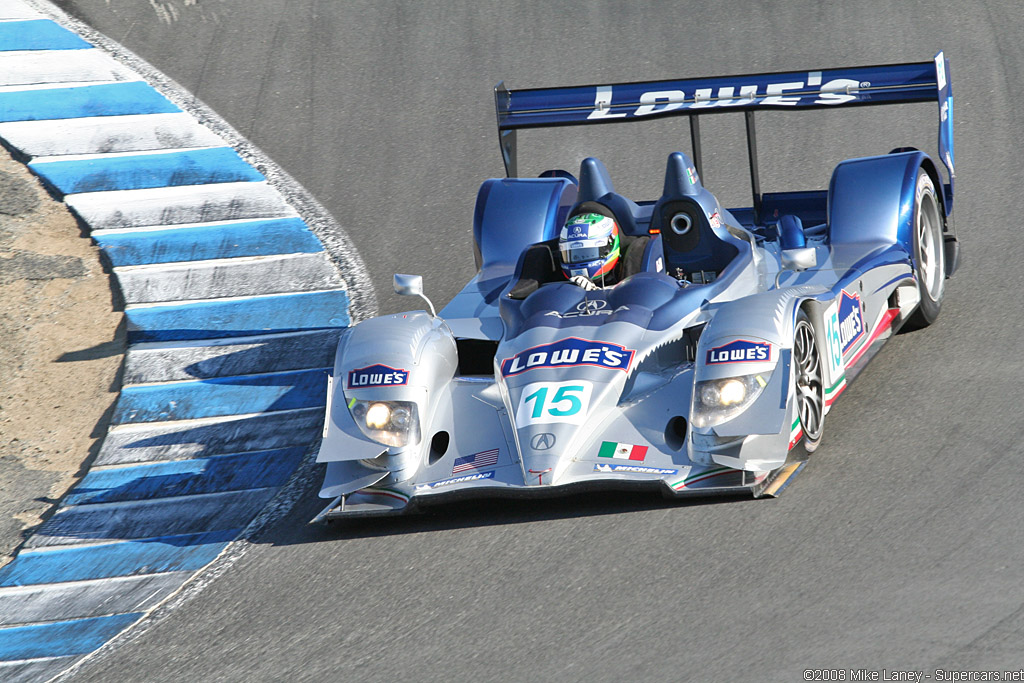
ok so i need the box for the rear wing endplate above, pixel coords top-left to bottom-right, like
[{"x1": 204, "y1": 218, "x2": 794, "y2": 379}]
[{"x1": 495, "y1": 53, "x2": 954, "y2": 213}]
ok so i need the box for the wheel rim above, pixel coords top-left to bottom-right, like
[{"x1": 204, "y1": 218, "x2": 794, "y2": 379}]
[
  {"x1": 794, "y1": 319, "x2": 824, "y2": 442},
  {"x1": 917, "y1": 187, "x2": 945, "y2": 302}
]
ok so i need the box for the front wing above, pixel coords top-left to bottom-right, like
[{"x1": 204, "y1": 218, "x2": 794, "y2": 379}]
[{"x1": 312, "y1": 453, "x2": 808, "y2": 521}]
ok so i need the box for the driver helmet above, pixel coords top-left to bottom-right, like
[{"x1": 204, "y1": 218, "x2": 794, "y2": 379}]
[{"x1": 558, "y1": 212, "x2": 620, "y2": 282}]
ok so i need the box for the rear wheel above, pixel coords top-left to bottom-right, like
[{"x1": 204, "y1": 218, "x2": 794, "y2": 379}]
[
  {"x1": 904, "y1": 170, "x2": 946, "y2": 330},
  {"x1": 793, "y1": 311, "x2": 824, "y2": 453}
]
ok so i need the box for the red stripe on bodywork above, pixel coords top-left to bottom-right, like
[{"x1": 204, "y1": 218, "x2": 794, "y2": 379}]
[
  {"x1": 359, "y1": 489, "x2": 408, "y2": 503},
  {"x1": 846, "y1": 307, "x2": 899, "y2": 369}
]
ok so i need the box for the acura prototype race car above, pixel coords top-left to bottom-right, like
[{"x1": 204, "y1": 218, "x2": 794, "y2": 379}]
[{"x1": 313, "y1": 54, "x2": 959, "y2": 520}]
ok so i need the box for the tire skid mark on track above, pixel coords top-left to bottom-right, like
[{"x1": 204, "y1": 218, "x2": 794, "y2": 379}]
[{"x1": 0, "y1": 1, "x2": 374, "y2": 679}]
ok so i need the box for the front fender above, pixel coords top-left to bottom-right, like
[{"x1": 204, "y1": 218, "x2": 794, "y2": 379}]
[
  {"x1": 689, "y1": 289, "x2": 824, "y2": 470},
  {"x1": 317, "y1": 311, "x2": 457, "y2": 464}
]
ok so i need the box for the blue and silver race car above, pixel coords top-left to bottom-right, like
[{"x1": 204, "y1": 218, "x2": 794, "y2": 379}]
[{"x1": 314, "y1": 53, "x2": 959, "y2": 519}]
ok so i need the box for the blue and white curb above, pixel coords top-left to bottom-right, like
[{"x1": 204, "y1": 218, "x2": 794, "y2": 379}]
[{"x1": 0, "y1": 1, "x2": 374, "y2": 680}]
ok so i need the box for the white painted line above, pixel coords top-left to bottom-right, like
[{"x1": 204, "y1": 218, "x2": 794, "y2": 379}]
[
  {"x1": 0, "y1": 112, "x2": 226, "y2": 158},
  {"x1": 122, "y1": 287, "x2": 347, "y2": 310},
  {"x1": 103, "y1": 406, "x2": 322, "y2": 434},
  {"x1": 0, "y1": 79, "x2": 139, "y2": 94},
  {"x1": 0, "y1": 656, "x2": 77, "y2": 683},
  {"x1": 0, "y1": 572, "x2": 190, "y2": 627},
  {"x1": 114, "y1": 253, "x2": 345, "y2": 305},
  {"x1": 0, "y1": 80, "x2": 140, "y2": 93},
  {"x1": 29, "y1": 145, "x2": 231, "y2": 164},
  {"x1": 0, "y1": 0, "x2": 43, "y2": 19},
  {"x1": 113, "y1": 252, "x2": 329, "y2": 273},
  {"x1": 120, "y1": 366, "x2": 331, "y2": 390},
  {"x1": 66, "y1": 181, "x2": 299, "y2": 229},
  {"x1": 0, "y1": 48, "x2": 135, "y2": 87},
  {"x1": 90, "y1": 215, "x2": 290, "y2": 237},
  {"x1": 127, "y1": 328, "x2": 341, "y2": 352},
  {"x1": 25, "y1": 488, "x2": 279, "y2": 549},
  {"x1": 84, "y1": 445, "x2": 303, "y2": 472}
]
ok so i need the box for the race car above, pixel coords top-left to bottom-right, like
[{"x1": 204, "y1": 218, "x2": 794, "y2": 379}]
[{"x1": 313, "y1": 53, "x2": 958, "y2": 520}]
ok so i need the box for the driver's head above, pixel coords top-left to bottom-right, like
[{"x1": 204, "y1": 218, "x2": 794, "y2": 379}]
[{"x1": 558, "y1": 212, "x2": 620, "y2": 282}]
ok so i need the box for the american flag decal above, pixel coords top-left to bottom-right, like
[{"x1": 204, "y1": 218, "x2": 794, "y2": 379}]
[{"x1": 452, "y1": 448, "x2": 499, "y2": 474}]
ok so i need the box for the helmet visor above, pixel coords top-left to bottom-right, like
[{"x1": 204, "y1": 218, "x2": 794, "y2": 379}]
[{"x1": 560, "y1": 240, "x2": 610, "y2": 265}]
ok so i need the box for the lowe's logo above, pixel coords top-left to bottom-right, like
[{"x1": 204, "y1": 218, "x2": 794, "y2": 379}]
[
  {"x1": 706, "y1": 339, "x2": 773, "y2": 365},
  {"x1": 500, "y1": 338, "x2": 634, "y2": 377},
  {"x1": 838, "y1": 290, "x2": 864, "y2": 354},
  {"x1": 588, "y1": 74, "x2": 861, "y2": 120},
  {"x1": 347, "y1": 364, "x2": 409, "y2": 389}
]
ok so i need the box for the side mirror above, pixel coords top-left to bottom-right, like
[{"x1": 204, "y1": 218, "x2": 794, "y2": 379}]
[
  {"x1": 781, "y1": 247, "x2": 817, "y2": 271},
  {"x1": 393, "y1": 273, "x2": 436, "y2": 317},
  {"x1": 393, "y1": 273, "x2": 423, "y2": 296}
]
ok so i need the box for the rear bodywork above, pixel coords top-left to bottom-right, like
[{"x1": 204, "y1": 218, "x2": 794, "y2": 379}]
[{"x1": 314, "y1": 53, "x2": 957, "y2": 519}]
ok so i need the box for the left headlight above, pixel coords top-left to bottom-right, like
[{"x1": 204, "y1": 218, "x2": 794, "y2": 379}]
[
  {"x1": 691, "y1": 373, "x2": 769, "y2": 428},
  {"x1": 347, "y1": 398, "x2": 420, "y2": 447}
]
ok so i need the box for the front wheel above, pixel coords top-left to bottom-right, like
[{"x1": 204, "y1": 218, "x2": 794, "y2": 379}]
[
  {"x1": 904, "y1": 169, "x2": 946, "y2": 330},
  {"x1": 793, "y1": 311, "x2": 824, "y2": 453}
]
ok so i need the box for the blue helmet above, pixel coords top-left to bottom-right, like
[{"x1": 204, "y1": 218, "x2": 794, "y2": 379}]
[{"x1": 558, "y1": 213, "x2": 621, "y2": 282}]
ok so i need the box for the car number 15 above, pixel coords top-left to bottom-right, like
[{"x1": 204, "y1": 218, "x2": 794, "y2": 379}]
[{"x1": 515, "y1": 381, "x2": 593, "y2": 427}]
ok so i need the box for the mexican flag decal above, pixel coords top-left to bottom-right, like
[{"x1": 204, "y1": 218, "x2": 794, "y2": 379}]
[{"x1": 598, "y1": 441, "x2": 648, "y2": 461}]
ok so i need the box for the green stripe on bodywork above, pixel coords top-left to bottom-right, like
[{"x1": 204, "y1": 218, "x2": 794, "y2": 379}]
[{"x1": 825, "y1": 376, "x2": 846, "y2": 396}]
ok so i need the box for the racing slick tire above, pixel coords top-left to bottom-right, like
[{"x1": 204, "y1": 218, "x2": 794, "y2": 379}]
[
  {"x1": 903, "y1": 169, "x2": 946, "y2": 330},
  {"x1": 794, "y1": 310, "x2": 824, "y2": 453}
]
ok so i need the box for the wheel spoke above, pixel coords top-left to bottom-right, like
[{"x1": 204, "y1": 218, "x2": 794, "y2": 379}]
[{"x1": 794, "y1": 318, "x2": 824, "y2": 442}]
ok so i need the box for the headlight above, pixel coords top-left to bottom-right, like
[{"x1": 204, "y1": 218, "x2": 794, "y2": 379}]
[
  {"x1": 348, "y1": 398, "x2": 420, "y2": 447},
  {"x1": 691, "y1": 373, "x2": 768, "y2": 428}
]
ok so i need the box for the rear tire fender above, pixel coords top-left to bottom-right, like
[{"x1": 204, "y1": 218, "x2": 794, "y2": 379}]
[{"x1": 902, "y1": 169, "x2": 946, "y2": 330}]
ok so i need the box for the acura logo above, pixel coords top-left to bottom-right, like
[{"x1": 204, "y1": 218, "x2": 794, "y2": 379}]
[
  {"x1": 531, "y1": 433, "x2": 556, "y2": 450},
  {"x1": 576, "y1": 299, "x2": 607, "y2": 314}
]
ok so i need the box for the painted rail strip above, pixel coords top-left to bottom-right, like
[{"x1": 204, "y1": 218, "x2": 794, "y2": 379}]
[
  {"x1": 0, "y1": 113, "x2": 226, "y2": 157},
  {"x1": 113, "y1": 368, "x2": 330, "y2": 424},
  {"x1": 124, "y1": 289, "x2": 351, "y2": 342},
  {"x1": 113, "y1": 252, "x2": 344, "y2": 304},
  {"x1": 64, "y1": 182, "x2": 301, "y2": 228},
  {"x1": 121, "y1": 329, "x2": 343, "y2": 383},
  {"x1": 95, "y1": 408, "x2": 326, "y2": 466},
  {"x1": 30, "y1": 147, "x2": 264, "y2": 195},
  {"x1": 0, "y1": 18, "x2": 89, "y2": 51},
  {"x1": 0, "y1": 49, "x2": 136, "y2": 87},
  {"x1": 0, "y1": 81, "x2": 181, "y2": 122},
  {"x1": 0, "y1": 1, "x2": 372, "y2": 679},
  {"x1": 94, "y1": 217, "x2": 324, "y2": 267}
]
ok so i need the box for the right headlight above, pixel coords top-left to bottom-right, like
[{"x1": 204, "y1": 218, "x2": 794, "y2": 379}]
[
  {"x1": 347, "y1": 398, "x2": 420, "y2": 447},
  {"x1": 691, "y1": 373, "x2": 768, "y2": 428}
]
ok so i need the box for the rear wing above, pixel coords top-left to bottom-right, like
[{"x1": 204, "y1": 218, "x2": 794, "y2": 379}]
[{"x1": 495, "y1": 53, "x2": 954, "y2": 217}]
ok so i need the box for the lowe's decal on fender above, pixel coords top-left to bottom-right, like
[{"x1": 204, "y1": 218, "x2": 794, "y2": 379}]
[
  {"x1": 347, "y1": 364, "x2": 409, "y2": 389},
  {"x1": 706, "y1": 339, "x2": 772, "y2": 365},
  {"x1": 500, "y1": 338, "x2": 634, "y2": 377},
  {"x1": 415, "y1": 470, "x2": 496, "y2": 491},
  {"x1": 838, "y1": 290, "x2": 864, "y2": 355}
]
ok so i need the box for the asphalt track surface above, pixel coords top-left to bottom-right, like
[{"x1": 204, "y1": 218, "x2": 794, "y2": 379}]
[{"x1": 48, "y1": 1, "x2": 1023, "y2": 681}]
